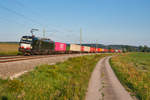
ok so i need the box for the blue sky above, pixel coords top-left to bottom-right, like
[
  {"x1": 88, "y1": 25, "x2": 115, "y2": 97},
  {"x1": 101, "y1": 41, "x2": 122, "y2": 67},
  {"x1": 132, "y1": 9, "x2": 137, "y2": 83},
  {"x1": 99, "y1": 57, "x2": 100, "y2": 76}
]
[{"x1": 0, "y1": 0, "x2": 150, "y2": 46}]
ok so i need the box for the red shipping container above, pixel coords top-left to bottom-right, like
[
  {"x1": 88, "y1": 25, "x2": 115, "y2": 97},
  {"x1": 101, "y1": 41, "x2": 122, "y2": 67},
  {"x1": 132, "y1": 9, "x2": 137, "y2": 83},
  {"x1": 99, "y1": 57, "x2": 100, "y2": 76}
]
[
  {"x1": 96, "y1": 48, "x2": 100, "y2": 52},
  {"x1": 118, "y1": 50, "x2": 122, "y2": 53},
  {"x1": 104, "y1": 49, "x2": 106, "y2": 52},
  {"x1": 106, "y1": 49, "x2": 109, "y2": 52},
  {"x1": 90, "y1": 47, "x2": 94, "y2": 52},
  {"x1": 93, "y1": 48, "x2": 96, "y2": 52},
  {"x1": 110, "y1": 49, "x2": 115, "y2": 53},
  {"x1": 55, "y1": 42, "x2": 66, "y2": 51},
  {"x1": 104, "y1": 49, "x2": 108, "y2": 52},
  {"x1": 81, "y1": 46, "x2": 84, "y2": 52}
]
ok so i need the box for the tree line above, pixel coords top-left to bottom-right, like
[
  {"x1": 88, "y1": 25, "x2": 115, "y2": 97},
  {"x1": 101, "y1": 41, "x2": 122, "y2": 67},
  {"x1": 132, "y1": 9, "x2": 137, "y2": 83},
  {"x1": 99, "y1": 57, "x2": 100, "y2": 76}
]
[{"x1": 120, "y1": 45, "x2": 150, "y2": 52}]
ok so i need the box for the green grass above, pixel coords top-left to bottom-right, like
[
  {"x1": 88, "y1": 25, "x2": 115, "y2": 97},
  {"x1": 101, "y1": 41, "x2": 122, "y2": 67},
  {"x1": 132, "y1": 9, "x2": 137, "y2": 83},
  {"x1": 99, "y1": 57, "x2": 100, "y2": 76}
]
[
  {"x1": 110, "y1": 52, "x2": 150, "y2": 100},
  {"x1": 0, "y1": 54, "x2": 108, "y2": 100}
]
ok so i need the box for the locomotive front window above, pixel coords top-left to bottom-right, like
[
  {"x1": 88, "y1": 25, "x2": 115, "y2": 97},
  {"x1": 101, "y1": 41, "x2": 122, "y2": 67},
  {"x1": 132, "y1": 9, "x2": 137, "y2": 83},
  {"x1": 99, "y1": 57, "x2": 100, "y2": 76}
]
[{"x1": 20, "y1": 36, "x2": 32, "y2": 43}]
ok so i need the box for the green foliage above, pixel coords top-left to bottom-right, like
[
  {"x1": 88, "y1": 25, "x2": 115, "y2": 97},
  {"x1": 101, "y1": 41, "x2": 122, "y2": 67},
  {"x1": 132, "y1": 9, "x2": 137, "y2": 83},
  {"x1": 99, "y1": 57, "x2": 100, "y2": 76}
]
[
  {"x1": 0, "y1": 54, "x2": 107, "y2": 100},
  {"x1": 139, "y1": 45, "x2": 150, "y2": 52},
  {"x1": 110, "y1": 53, "x2": 150, "y2": 100}
]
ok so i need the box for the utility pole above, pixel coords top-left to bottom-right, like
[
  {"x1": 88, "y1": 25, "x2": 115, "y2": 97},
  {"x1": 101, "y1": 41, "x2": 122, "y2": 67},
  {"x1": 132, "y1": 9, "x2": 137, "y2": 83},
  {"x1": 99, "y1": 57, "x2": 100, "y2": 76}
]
[
  {"x1": 80, "y1": 28, "x2": 82, "y2": 53},
  {"x1": 43, "y1": 28, "x2": 45, "y2": 38}
]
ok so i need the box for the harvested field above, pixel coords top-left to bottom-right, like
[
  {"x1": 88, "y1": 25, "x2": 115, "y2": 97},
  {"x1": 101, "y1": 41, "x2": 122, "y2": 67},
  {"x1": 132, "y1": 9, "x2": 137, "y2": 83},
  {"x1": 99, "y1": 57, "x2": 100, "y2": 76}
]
[{"x1": 0, "y1": 43, "x2": 19, "y2": 55}]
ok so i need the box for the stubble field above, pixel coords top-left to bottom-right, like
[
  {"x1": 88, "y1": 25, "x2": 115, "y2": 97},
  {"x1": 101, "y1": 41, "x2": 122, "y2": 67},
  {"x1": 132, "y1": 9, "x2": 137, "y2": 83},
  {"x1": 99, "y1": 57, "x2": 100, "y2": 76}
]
[{"x1": 0, "y1": 43, "x2": 19, "y2": 55}]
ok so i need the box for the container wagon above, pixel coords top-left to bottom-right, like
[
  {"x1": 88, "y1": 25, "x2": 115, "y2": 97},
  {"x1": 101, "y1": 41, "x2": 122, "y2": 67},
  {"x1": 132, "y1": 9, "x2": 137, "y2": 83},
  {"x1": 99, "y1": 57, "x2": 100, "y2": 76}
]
[
  {"x1": 84, "y1": 46, "x2": 90, "y2": 53},
  {"x1": 54, "y1": 42, "x2": 66, "y2": 54},
  {"x1": 70, "y1": 44, "x2": 81, "y2": 53}
]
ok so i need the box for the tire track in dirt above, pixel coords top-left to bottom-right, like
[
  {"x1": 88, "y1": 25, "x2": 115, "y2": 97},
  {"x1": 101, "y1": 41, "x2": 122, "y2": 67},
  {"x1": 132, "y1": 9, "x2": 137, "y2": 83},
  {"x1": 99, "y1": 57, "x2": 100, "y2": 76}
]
[{"x1": 85, "y1": 56, "x2": 133, "y2": 100}]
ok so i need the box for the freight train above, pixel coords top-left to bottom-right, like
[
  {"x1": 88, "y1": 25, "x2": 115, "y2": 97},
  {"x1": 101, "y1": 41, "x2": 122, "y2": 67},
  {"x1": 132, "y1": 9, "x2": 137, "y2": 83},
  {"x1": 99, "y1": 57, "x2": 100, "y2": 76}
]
[{"x1": 19, "y1": 35, "x2": 122, "y2": 55}]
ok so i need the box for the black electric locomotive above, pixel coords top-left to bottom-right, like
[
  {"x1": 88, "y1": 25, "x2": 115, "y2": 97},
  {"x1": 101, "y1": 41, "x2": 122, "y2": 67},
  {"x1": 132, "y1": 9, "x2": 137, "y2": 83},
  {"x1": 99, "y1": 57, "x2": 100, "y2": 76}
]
[{"x1": 19, "y1": 36, "x2": 55, "y2": 55}]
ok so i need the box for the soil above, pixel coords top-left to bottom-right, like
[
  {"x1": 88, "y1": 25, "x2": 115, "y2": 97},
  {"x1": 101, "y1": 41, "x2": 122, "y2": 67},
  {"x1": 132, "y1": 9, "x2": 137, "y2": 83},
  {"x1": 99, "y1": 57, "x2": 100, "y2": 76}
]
[{"x1": 85, "y1": 56, "x2": 134, "y2": 100}]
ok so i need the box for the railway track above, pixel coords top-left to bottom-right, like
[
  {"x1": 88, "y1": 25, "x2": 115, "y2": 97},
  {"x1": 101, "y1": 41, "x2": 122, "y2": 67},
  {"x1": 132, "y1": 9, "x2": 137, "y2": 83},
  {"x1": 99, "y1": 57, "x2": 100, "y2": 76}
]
[
  {"x1": 0, "y1": 53, "x2": 93, "y2": 63},
  {"x1": 0, "y1": 54, "x2": 67, "y2": 63}
]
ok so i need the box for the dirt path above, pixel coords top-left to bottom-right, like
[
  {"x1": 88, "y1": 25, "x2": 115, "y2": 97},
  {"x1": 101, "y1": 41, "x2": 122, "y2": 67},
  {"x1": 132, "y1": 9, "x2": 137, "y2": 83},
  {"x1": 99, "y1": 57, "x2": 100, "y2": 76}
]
[{"x1": 85, "y1": 56, "x2": 133, "y2": 100}]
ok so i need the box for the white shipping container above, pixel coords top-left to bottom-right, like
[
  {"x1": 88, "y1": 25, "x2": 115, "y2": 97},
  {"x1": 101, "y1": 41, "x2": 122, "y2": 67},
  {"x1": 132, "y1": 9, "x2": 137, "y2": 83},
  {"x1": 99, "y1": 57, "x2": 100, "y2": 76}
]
[
  {"x1": 70, "y1": 44, "x2": 81, "y2": 52},
  {"x1": 87, "y1": 47, "x2": 90, "y2": 52},
  {"x1": 115, "y1": 50, "x2": 118, "y2": 53},
  {"x1": 84, "y1": 46, "x2": 90, "y2": 52}
]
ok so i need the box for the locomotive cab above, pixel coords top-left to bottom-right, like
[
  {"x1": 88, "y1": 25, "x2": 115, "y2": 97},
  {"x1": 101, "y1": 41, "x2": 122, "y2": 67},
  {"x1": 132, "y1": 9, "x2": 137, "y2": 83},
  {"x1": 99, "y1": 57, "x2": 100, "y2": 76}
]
[{"x1": 19, "y1": 36, "x2": 33, "y2": 55}]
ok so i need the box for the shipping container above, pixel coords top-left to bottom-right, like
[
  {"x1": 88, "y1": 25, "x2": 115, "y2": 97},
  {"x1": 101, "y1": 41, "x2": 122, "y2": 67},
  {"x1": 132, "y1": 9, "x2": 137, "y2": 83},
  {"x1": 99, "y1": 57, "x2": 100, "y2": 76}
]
[
  {"x1": 90, "y1": 47, "x2": 94, "y2": 52},
  {"x1": 99, "y1": 48, "x2": 103, "y2": 52},
  {"x1": 118, "y1": 50, "x2": 122, "y2": 53},
  {"x1": 96, "y1": 48, "x2": 100, "y2": 53},
  {"x1": 84, "y1": 46, "x2": 90, "y2": 52},
  {"x1": 110, "y1": 49, "x2": 115, "y2": 53},
  {"x1": 115, "y1": 49, "x2": 118, "y2": 53},
  {"x1": 104, "y1": 49, "x2": 108, "y2": 52},
  {"x1": 93, "y1": 48, "x2": 96, "y2": 52},
  {"x1": 99, "y1": 48, "x2": 101, "y2": 52},
  {"x1": 66, "y1": 44, "x2": 70, "y2": 51},
  {"x1": 96, "y1": 48, "x2": 98, "y2": 52},
  {"x1": 55, "y1": 42, "x2": 66, "y2": 52},
  {"x1": 101, "y1": 48, "x2": 104, "y2": 52},
  {"x1": 70, "y1": 44, "x2": 81, "y2": 52},
  {"x1": 81, "y1": 46, "x2": 84, "y2": 52},
  {"x1": 90, "y1": 47, "x2": 92, "y2": 52},
  {"x1": 87, "y1": 47, "x2": 91, "y2": 52}
]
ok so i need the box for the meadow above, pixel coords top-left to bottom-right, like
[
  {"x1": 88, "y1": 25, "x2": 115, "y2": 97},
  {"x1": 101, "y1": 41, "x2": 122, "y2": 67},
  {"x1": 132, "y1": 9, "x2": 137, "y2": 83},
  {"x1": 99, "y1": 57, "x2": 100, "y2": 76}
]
[
  {"x1": 0, "y1": 54, "x2": 108, "y2": 100},
  {"x1": 0, "y1": 43, "x2": 19, "y2": 55},
  {"x1": 110, "y1": 52, "x2": 150, "y2": 100}
]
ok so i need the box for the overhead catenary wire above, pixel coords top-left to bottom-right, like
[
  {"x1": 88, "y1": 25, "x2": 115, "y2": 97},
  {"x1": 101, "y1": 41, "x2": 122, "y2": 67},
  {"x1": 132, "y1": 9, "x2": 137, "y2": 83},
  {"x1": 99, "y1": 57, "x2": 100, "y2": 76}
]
[
  {"x1": 10, "y1": 0, "x2": 63, "y2": 32},
  {"x1": 0, "y1": 3, "x2": 43, "y2": 27},
  {"x1": 0, "y1": 1, "x2": 81, "y2": 43},
  {"x1": 11, "y1": 0, "x2": 79, "y2": 35},
  {"x1": 0, "y1": 1, "x2": 78, "y2": 37}
]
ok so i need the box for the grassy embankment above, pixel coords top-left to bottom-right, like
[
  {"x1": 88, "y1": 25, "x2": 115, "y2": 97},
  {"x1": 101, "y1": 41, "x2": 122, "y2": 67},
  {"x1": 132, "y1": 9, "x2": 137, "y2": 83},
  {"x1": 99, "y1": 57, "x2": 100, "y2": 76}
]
[
  {"x1": 0, "y1": 43, "x2": 20, "y2": 56},
  {"x1": 110, "y1": 52, "x2": 150, "y2": 100},
  {"x1": 0, "y1": 54, "x2": 109, "y2": 100}
]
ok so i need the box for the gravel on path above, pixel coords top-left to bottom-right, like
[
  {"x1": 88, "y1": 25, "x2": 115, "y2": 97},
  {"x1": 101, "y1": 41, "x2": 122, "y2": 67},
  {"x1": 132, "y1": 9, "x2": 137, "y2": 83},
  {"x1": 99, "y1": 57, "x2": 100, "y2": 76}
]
[{"x1": 85, "y1": 56, "x2": 133, "y2": 100}]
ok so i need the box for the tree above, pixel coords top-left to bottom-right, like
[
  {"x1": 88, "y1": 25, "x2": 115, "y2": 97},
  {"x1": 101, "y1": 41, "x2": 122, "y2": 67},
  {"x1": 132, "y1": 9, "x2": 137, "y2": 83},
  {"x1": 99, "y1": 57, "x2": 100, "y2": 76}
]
[
  {"x1": 143, "y1": 45, "x2": 149, "y2": 52},
  {"x1": 139, "y1": 45, "x2": 144, "y2": 52},
  {"x1": 139, "y1": 45, "x2": 150, "y2": 52}
]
